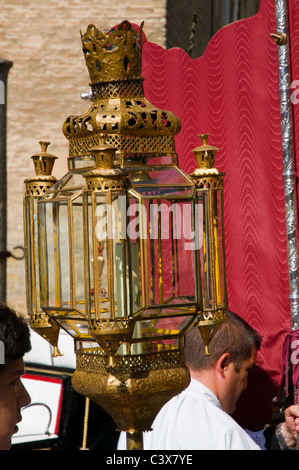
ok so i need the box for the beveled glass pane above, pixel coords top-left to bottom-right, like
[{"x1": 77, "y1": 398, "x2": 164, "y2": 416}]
[
  {"x1": 24, "y1": 197, "x2": 33, "y2": 312},
  {"x1": 172, "y1": 201, "x2": 198, "y2": 300},
  {"x1": 197, "y1": 188, "x2": 226, "y2": 311},
  {"x1": 73, "y1": 195, "x2": 85, "y2": 313},
  {"x1": 115, "y1": 241, "x2": 138, "y2": 317},
  {"x1": 87, "y1": 192, "x2": 134, "y2": 320},
  {"x1": 41, "y1": 172, "x2": 85, "y2": 201},
  {"x1": 39, "y1": 202, "x2": 56, "y2": 307},
  {"x1": 129, "y1": 311, "x2": 196, "y2": 352},
  {"x1": 127, "y1": 195, "x2": 147, "y2": 311},
  {"x1": 128, "y1": 166, "x2": 193, "y2": 187},
  {"x1": 58, "y1": 202, "x2": 71, "y2": 306},
  {"x1": 197, "y1": 191, "x2": 212, "y2": 309},
  {"x1": 43, "y1": 308, "x2": 90, "y2": 339},
  {"x1": 85, "y1": 192, "x2": 94, "y2": 315},
  {"x1": 32, "y1": 198, "x2": 41, "y2": 312},
  {"x1": 91, "y1": 194, "x2": 110, "y2": 317},
  {"x1": 129, "y1": 194, "x2": 199, "y2": 311},
  {"x1": 211, "y1": 189, "x2": 226, "y2": 308},
  {"x1": 39, "y1": 200, "x2": 71, "y2": 311},
  {"x1": 111, "y1": 195, "x2": 127, "y2": 318},
  {"x1": 68, "y1": 155, "x2": 94, "y2": 171}
]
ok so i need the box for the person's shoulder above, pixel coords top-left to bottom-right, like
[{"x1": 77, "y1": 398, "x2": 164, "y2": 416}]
[
  {"x1": 216, "y1": 413, "x2": 261, "y2": 449},
  {"x1": 157, "y1": 379, "x2": 221, "y2": 423}
]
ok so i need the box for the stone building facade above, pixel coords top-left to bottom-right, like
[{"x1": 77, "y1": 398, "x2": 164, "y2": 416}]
[{"x1": 0, "y1": 0, "x2": 166, "y2": 312}]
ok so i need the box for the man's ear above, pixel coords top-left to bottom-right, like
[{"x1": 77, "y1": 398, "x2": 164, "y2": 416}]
[{"x1": 216, "y1": 352, "x2": 231, "y2": 377}]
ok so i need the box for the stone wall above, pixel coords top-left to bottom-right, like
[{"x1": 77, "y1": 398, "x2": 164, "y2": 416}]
[{"x1": 0, "y1": 0, "x2": 166, "y2": 312}]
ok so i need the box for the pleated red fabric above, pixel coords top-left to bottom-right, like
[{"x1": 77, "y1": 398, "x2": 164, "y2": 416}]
[{"x1": 140, "y1": 0, "x2": 296, "y2": 429}]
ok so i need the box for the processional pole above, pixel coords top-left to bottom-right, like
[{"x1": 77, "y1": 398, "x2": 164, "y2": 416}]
[
  {"x1": 272, "y1": 0, "x2": 299, "y2": 429},
  {"x1": 272, "y1": 0, "x2": 299, "y2": 330}
]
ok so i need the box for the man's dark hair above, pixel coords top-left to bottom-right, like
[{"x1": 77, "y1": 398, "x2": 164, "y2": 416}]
[
  {"x1": 0, "y1": 302, "x2": 31, "y2": 370},
  {"x1": 184, "y1": 310, "x2": 262, "y2": 372}
]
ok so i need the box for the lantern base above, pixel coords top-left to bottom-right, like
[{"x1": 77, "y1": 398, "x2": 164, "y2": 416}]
[{"x1": 72, "y1": 349, "x2": 190, "y2": 435}]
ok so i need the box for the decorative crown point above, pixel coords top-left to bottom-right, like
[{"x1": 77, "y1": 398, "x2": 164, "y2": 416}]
[{"x1": 81, "y1": 20, "x2": 144, "y2": 84}]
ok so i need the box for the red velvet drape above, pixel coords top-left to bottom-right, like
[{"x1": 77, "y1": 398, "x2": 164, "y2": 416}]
[{"x1": 140, "y1": 0, "x2": 296, "y2": 429}]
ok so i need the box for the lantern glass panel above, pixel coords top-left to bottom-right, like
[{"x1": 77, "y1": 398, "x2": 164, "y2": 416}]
[
  {"x1": 54, "y1": 171, "x2": 85, "y2": 192},
  {"x1": 59, "y1": 201, "x2": 71, "y2": 306},
  {"x1": 128, "y1": 166, "x2": 194, "y2": 188},
  {"x1": 38, "y1": 171, "x2": 92, "y2": 340},
  {"x1": 44, "y1": 309, "x2": 89, "y2": 338},
  {"x1": 38, "y1": 172, "x2": 87, "y2": 314},
  {"x1": 128, "y1": 171, "x2": 200, "y2": 311},
  {"x1": 24, "y1": 197, "x2": 34, "y2": 312},
  {"x1": 32, "y1": 198, "x2": 40, "y2": 309},
  {"x1": 40, "y1": 201, "x2": 56, "y2": 307},
  {"x1": 73, "y1": 194, "x2": 86, "y2": 311},
  {"x1": 130, "y1": 311, "x2": 195, "y2": 353},
  {"x1": 124, "y1": 165, "x2": 200, "y2": 345},
  {"x1": 41, "y1": 200, "x2": 73, "y2": 308},
  {"x1": 197, "y1": 188, "x2": 226, "y2": 311},
  {"x1": 85, "y1": 190, "x2": 137, "y2": 320}
]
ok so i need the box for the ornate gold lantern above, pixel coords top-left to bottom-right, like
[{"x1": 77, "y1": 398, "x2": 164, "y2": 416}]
[
  {"x1": 24, "y1": 20, "x2": 227, "y2": 450},
  {"x1": 23, "y1": 141, "x2": 61, "y2": 356},
  {"x1": 190, "y1": 134, "x2": 227, "y2": 353}
]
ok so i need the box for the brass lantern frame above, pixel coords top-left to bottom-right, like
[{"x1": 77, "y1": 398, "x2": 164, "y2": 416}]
[
  {"x1": 24, "y1": 141, "x2": 61, "y2": 356},
  {"x1": 190, "y1": 134, "x2": 227, "y2": 353},
  {"x1": 23, "y1": 21, "x2": 228, "y2": 450}
]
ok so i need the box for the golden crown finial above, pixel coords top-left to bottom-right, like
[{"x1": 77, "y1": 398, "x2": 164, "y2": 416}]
[{"x1": 81, "y1": 20, "x2": 144, "y2": 84}]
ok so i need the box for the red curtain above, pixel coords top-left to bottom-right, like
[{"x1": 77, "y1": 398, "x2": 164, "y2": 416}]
[{"x1": 141, "y1": 0, "x2": 295, "y2": 430}]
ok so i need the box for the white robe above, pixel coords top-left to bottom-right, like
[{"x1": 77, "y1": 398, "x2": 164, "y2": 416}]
[{"x1": 117, "y1": 378, "x2": 261, "y2": 450}]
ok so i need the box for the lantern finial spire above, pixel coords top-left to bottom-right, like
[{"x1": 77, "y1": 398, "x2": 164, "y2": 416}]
[
  {"x1": 30, "y1": 140, "x2": 57, "y2": 177},
  {"x1": 198, "y1": 133, "x2": 209, "y2": 146},
  {"x1": 39, "y1": 140, "x2": 50, "y2": 154},
  {"x1": 191, "y1": 132, "x2": 219, "y2": 176}
]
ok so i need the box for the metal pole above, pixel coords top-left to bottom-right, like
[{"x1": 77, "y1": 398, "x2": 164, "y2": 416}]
[
  {"x1": 272, "y1": 0, "x2": 299, "y2": 330},
  {"x1": 0, "y1": 59, "x2": 13, "y2": 303},
  {"x1": 271, "y1": 1, "x2": 299, "y2": 450}
]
